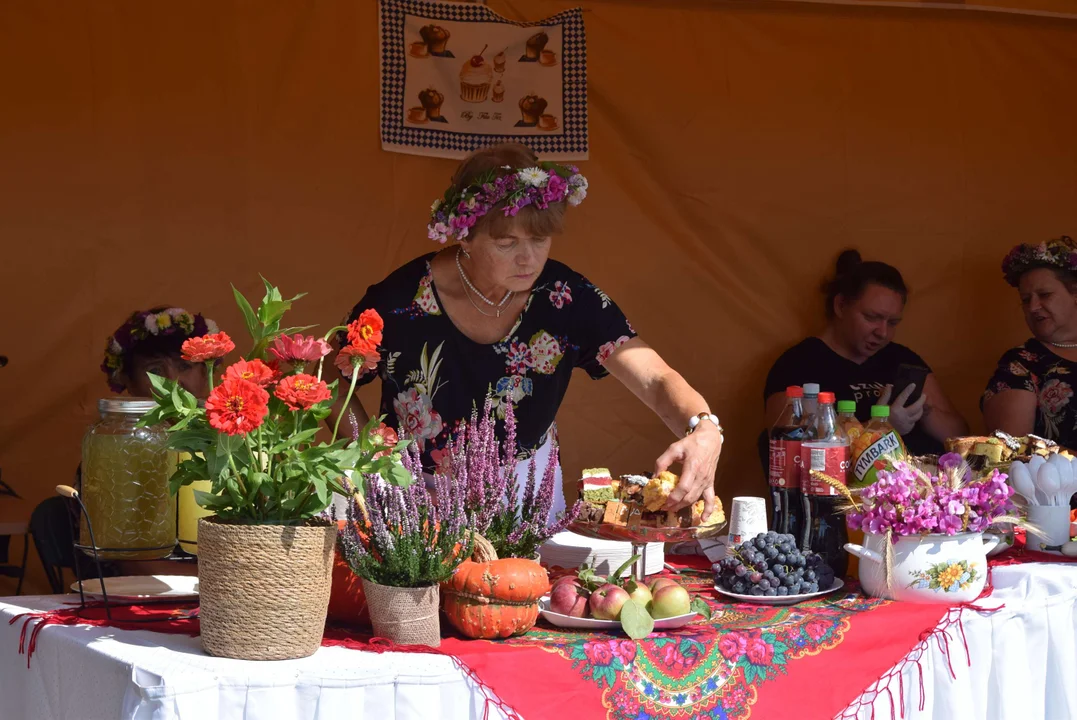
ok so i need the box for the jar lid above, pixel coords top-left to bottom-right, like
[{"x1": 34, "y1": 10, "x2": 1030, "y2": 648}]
[{"x1": 98, "y1": 397, "x2": 158, "y2": 415}]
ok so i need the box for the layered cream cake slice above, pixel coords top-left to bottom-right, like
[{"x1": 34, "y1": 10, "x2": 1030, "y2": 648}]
[{"x1": 579, "y1": 467, "x2": 614, "y2": 504}]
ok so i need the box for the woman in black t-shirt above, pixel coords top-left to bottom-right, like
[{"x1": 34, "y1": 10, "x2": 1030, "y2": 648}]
[
  {"x1": 336, "y1": 144, "x2": 724, "y2": 520},
  {"x1": 763, "y1": 251, "x2": 967, "y2": 455}
]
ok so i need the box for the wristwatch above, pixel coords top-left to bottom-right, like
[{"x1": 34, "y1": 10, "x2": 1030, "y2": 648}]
[{"x1": 686, "y1": 412, "x2": 723, "y2": 437}]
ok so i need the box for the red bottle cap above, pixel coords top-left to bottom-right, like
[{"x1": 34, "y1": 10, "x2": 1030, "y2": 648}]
[
  {"x1": 786, "y1": 386, "x2": 804, "y2": 398},
  {"x1": 818, "y1": 391, "x2": 836, "y2": 403}
]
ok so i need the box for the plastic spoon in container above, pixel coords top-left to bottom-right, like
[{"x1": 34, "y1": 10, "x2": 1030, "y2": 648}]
[
  {"x1": 1009, "y1": 462, "x2": 1039, "y2": 505},
  {"x1": 1027, "y1": 456, "x2": 1051, "y2": 504},
  {"x1": 1037, "y1": 463, "x2": 1062, "y2": 506}
]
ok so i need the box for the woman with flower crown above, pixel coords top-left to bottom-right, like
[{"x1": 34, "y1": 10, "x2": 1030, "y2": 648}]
[
  {"x1": 101, "y1": 306, "x2": 220, "y2": 398},
  {"x1": 984, "y1": 235, "x2": 1077, "y2": 458},
  {"x1": 335, "y1": 143, "x2": 723, "y2": 521}
]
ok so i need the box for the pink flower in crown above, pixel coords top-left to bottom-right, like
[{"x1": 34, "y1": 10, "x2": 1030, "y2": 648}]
[
  {"x1": 548, "y1": 281, "x2": 573, "y2": 309},
  {"x1": 718, "y1": 632, "x2": 749, "y2": 661},
  {"x1": 1039, "y1": 378, "x2": 1073, "y2": 415},
  {"x1": 505, "y1": 341, "x2": 534, "y2": 375},
  {"x1": 596, "y1": 335, "x2": 632, "y2": 365}
]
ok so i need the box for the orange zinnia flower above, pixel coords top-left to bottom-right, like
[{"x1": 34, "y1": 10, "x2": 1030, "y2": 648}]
[
  {"x1": 181, "y1": 332, "x2": 236, "y2": 363},
  {"x1": 346, "y1": 309, "x2": 384, "y2": 354},
  {"x1": 274, "y1": 373, "x2": 332, "y2": 411},
  {"x1": 206, "y1": 377, "x2": 269, "y2": 435},
  {"x1": 335, "y1": 345, "x2": 380, "y2": 379},
  {"x1": 223, "y1": 358, "x2": 276, "y2": 387}
]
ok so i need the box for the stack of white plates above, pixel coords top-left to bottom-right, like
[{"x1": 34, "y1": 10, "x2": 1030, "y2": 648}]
[{"x1": 539, "y1": 531, "x2": 665, "y2": 576}]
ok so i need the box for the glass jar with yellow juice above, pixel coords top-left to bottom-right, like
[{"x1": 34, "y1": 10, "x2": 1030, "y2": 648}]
[{"x1": 80, "y1": 399, "x2": 177, "y2": 560}]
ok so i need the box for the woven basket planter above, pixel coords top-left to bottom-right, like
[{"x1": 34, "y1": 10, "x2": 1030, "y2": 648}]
[
  {"x1": 362, "y1": 579, "x2": 441, "y2": 647},
  {"x1": 197, "y1": 517, "x2": 337, "y2": 660}
]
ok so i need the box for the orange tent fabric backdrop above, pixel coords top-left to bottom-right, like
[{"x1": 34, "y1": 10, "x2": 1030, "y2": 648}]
[{"x1": 3, "y1": 0, "x2": 1077, "y2": 593}]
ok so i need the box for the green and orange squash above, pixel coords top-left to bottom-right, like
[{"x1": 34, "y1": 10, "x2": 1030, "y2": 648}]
[{"x1": 441, "y1": 533, "x2": 550, "y2": 639}]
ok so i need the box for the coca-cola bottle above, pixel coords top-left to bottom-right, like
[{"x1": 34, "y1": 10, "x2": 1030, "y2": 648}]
[
  {"x1": 768, "y1": 386, "x2": 808, "y2": 538},
  {"x1": 800, "y1": 392, "x2": 850, "y2": 578}
]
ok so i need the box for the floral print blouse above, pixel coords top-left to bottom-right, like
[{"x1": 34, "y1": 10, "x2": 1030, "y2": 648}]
[
  {"x1": 342, "y1": 254, "x2": 636, "y2": 472},
  {"x1": 983, "y1": 339, "x2": 1077, "y2": 447}
]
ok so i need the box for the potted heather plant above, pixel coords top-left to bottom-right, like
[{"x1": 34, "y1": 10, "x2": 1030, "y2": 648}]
[
  {"x1": 139, "y1": 279, "x2": 410, "y2": 660},
  {"x1": 840, "y1": 453, "x2": 1021, "y2": 603},
  {"x1": 439, "y1": 396, "x2": 579, "y2": 639},
  {"x1": 337, "y1": 442, "x2": 474, "y2": 647}
]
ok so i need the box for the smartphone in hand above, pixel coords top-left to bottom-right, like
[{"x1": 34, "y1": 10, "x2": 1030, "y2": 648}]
[{"x1": 892, "y1": 364, "x2": 929, "y2": 405}]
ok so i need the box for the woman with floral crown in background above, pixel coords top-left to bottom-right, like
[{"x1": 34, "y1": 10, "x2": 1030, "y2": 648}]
[
  {"x1": 334, "y1": 143, "x2": 724, "y2": 521},
  {"x1": 68, "y1": 307, "x2": 223, "y2": 580},
  {"x1": 984, "y1": 236, "x2": 1077, "y2": 465}
]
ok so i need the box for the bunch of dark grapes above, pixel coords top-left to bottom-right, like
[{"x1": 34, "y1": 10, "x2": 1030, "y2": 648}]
[{"x1": 713, "y1": 532, "x2": 836, "y2": 597}]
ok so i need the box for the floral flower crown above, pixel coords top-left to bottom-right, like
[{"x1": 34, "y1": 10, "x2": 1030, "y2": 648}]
[
  {"x1": 101, "y1": 307, "x2": 217, "y2": 392},
  {"x1": 1001, "y1": 235, "x2": 1077, "y2": 286},
  {"x1": 427, "y1": 162, "x2": 588, "y2": 244}
]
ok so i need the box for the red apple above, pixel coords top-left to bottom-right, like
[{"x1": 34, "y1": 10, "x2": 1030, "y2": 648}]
[
  {"x1": 626, "y1": 581, "x2": 653, "y2": 610},
  {"x1": 651, "y1": 584, "x2": 691, "y2": 619},
  {"x1": 550, "y1": 579, "x2": 589, "y2": 617},
  {"x1": 589, "y1": 583, "x2": 630, "y2": 620},
  {"x1": 649, "y1": 577, "x2": 680, "y2": 594},
  {"x1": 552, "y1": 574, "x2": 581, "y2": 588}
]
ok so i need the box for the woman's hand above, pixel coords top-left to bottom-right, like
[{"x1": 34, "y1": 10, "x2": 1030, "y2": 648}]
[
  {"x1": 877, "y1": 383, "x2": 926, "y2": 435},
  {"x1": 656, "y1": 423, "x2": 723, "y2": 518}
]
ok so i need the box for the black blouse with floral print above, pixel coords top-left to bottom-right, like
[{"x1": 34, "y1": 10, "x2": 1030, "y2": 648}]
[
  {"x1": 342, "y1": 253, "x2": 636, "y2": 472},
  {"x1": 983, "y1": 339, "x2": 1077, "y2": 447}
]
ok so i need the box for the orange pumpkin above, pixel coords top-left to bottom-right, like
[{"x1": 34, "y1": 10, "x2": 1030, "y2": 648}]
[
  {"x1": 327, "y1": 520, "x2": 370, "y2": 627},
  {"x1": 441, "y1": 534, "x2": 550, "y2": 639}
]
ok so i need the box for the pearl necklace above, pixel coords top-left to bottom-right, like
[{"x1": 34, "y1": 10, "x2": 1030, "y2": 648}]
[
  {"x1": 1048, "y1": 340, "x2": 1077, "y2": 349},
  {"x1": 456, "y1": 247, "x2": 513, "y2": 317}
]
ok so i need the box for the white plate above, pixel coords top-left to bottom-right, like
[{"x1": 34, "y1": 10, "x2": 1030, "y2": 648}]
[
  {"x1": 71, "y1": 575, "x2": 199, "y2": 601},
  {"x1": 537, "y1": 596, "x2": 704, "y2": 631},
  {"x1": 713, "y1": 578, "x2": 844, "y2": 606}
]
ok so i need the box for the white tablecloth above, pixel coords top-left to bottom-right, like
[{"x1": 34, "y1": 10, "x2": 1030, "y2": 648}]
[
  {"x1": 847, "y1": 562, "x2": 1077, "y2": 720},
  {"x1": 0, "y1": 596, "x2": 509, "y2": 720},
  {"x1": 3, "y1": 562, "x2": 1076, "y2": 720}
]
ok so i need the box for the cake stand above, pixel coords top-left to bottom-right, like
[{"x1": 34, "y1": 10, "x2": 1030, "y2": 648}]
[{"x1": 566, "y1": 520, "x2": 727, "y2": 581}]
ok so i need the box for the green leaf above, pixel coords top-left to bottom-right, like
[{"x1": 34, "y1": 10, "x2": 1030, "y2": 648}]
[
  {"x1": 232, "y1": 284, "x2": 259, "y2": 338},
  {"x1": 277, "y1": 325, "x2": 317, "y2": 336},
  {"x1": 387, "y1": 462, "x2": 414, "y2": 487},
  {"x1": 215, "y1": 434, "x2": 244, "y2": 457},
  {"x1": 611, "y1": 555, "x2": 641, "y2": 585},
  {"x1": 193, "y1": 489, "x2": 232, "y2": 511},
  {"x1": 619, "y1": 599, "x2": 654, "y2": 640},
  {"x1": 690, "y1": 597, "x2": 712, "y2": 620},
  {"x1": 269, "y1": 428, "x2": 319, "y2": 454}
]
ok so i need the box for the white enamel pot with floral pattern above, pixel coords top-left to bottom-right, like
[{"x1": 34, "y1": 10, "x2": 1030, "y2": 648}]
[{"x1": 844, "y1": 532, "x2": 999, "y2": 603}]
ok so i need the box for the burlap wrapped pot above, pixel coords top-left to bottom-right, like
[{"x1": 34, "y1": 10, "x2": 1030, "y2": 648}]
[
  {"x1": 197, "y1": 517, "x2": 336, "y2": 660},
  {"x1": 362, "y1": 579, "x2": 441, "y2": 647}
]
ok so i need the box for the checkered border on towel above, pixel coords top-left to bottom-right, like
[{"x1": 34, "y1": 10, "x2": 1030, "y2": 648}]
[{"x1": 379, "y1": 0, "x2": 588, "y2": 159}]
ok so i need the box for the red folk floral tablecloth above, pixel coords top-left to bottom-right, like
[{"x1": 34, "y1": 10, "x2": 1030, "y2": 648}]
[{"x1": 10, "y1": 558, "x2": 957, "y2": 720}]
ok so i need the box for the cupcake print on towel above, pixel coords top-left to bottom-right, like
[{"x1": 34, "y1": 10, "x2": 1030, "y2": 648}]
[
  {"x1": 418, "y1": 24, "x2": 453, "y2": 58},
  {"x1": 460, "y1": 47, "x2": 493, "y2": 103}
]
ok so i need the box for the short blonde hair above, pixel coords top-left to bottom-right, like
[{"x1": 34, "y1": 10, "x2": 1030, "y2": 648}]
[{"x1": 451, "y1": 143, "x2": 567, "y2": 239}]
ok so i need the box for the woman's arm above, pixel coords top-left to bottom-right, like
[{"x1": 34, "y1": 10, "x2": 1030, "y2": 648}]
[
  {"x1": 917, "y1": 373, "x2": 970, "y2": 441},
  {"x1": 601, "y1": 338, "x2": 723, "y2": 517},
  {"x1": 983, "y1": 389, "x2": 1038, "y2": 437}
]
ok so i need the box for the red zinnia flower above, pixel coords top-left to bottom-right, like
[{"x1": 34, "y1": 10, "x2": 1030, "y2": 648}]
[
  {"x1": 268, "y1": 333, "x2": 332, "y2": 365},
  {"x1": 181, "y1": 332, "x2": 235, "y2": 363},
  {"x1": 274, "y1": 373, "x2": 332, "y2": 410},
  {"x1": 223, "y1": 358, "x2": 276, "y2": 387},
  {"x1": 347, "y1": 309, "x2": 384, "y2": 354},
  {"x1": 206, "y1": 377, "x2": 269, "y2": 435},
  {"x1": 335, "y1": 345, "x2": 380, "y2": 379},
  {"x1": 372, "y1": 423, "x2": 399, "y2": 458}
]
